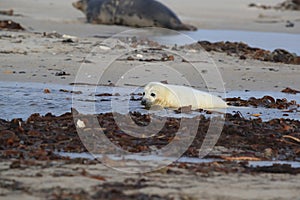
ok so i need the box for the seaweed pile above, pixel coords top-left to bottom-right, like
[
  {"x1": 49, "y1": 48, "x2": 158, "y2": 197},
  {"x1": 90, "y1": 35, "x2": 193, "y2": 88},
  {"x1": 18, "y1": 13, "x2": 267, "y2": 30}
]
[
  {"x1": 1, "y1": 110, "x2": 299, "y2": 161},
  {"x1": 196, "y1": 41, "x2": 300, "y2": 65}
]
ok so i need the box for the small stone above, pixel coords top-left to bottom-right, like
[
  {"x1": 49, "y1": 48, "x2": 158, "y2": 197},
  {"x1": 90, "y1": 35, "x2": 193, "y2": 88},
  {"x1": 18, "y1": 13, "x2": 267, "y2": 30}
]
[{"x1": 76, "y1": 119, "x2": 86, "y2": 128}]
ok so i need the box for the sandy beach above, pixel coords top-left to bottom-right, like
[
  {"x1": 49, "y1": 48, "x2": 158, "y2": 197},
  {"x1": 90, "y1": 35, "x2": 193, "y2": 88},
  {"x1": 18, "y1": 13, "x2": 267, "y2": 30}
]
[
  {"x1": 1, "y1": 0, "x2": 300, "y2": 35},
  {"x1": 0, "y1": 0, "x2": 300, "y2": 91},
  {"x1": 1, "y1": 0, "x2": 300, "y2": 199}
]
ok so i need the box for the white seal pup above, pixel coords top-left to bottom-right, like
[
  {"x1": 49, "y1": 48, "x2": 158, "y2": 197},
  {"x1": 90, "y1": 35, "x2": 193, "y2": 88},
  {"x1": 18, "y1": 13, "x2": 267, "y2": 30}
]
[{"x1": 141, "y1": 82, "x2": 228, "y2": 109}]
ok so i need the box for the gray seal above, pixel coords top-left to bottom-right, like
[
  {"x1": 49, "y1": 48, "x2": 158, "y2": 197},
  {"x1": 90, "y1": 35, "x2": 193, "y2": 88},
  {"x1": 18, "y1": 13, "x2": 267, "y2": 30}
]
[{"x1": 72, "y1": 0, "x2": 197, "y2": 31}]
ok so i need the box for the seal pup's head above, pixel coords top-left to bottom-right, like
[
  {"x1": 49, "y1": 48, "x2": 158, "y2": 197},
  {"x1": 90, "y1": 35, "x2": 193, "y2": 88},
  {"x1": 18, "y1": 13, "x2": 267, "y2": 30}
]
[
  {"x1": 141, "y1": 82, "x2": 158, "y2": 109},
  {"x1": 141, "y1": 82, "x2": 176, "y2": 109}
]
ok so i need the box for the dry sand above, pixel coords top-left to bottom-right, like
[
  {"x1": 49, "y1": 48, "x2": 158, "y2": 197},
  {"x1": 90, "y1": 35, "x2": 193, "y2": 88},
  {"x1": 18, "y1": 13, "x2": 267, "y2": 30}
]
[
  {"x1": 1, "y1": 160, "x2": 300, "y2": 200},
  {"x1": 0, "y1": 30, "x2": 299, "y2": 92},
  {"x1": 1, "y1": 0, "x2": 300, "y2": 199},
  {"x1": 0, "y1": 0, "x2": 299, "y2": 91}
]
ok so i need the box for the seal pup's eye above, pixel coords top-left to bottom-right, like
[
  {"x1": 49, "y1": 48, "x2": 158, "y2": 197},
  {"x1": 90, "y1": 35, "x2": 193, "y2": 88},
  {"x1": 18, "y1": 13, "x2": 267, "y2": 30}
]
[
  {"x1": 151, "y1": 93, "x2": 156, "y2": 97},
  {"x1": 142, "y1": 92, "x2": 145, "y2": 96}
]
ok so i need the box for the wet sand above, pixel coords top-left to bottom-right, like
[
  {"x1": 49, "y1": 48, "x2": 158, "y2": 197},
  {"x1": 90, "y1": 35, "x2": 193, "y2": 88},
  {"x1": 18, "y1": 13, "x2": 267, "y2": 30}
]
[
  {"x1": 1, "y1": 0, "x2": 300, "y2": 199},
  {"x1": 1, "y1": 159, "x2": 300, "y2": 200}
]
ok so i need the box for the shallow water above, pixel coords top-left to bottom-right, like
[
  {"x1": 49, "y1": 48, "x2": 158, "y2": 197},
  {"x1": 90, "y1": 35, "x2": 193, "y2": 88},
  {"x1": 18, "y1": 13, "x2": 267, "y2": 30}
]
[
  {"x1": 0, "y1": 81, "x2": 299, "y2": 121},
  {"x1": 0, "y1": 81, "x2": 73, "y2": 120},
  {"x1": 58, "y1": 151, "x2": 300, "y2": 168},
  {"x1": 58, "y1": 151, "x2": 216, "y2": 163},
  {"x1": 2, "y1": 81, "x2": 299, "y2": 167},
  {"x1": 153, "y1": 29, "x2": 300, "y2": 55},
  {"x1": 189, "y1": 30, "x2": 300, "y2": 55},
  {"x1": 226, "y1": 90, "x2": 300, "y2": 121}
]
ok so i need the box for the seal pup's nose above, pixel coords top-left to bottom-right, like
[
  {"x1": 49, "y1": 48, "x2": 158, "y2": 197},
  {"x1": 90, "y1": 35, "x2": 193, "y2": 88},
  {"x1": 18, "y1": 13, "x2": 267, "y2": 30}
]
[{"x1": 141, "y1": 99, "x2": 147, "y2": 105}]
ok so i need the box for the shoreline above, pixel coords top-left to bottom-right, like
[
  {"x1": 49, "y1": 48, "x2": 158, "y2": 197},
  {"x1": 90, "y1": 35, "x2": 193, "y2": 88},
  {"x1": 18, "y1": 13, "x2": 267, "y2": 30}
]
[{"x1": 1, "y1": 0, "x2": 300, "y2": 199}]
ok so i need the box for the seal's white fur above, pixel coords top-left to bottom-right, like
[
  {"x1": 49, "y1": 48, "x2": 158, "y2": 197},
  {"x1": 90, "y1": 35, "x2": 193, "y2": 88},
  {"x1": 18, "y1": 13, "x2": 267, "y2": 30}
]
[{"x1": 141, "y1": 82, "x2": 228, "y2": 109}]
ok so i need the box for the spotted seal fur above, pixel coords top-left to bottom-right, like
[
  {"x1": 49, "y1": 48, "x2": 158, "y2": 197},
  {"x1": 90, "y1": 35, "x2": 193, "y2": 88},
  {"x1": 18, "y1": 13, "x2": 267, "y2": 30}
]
[{"x1": 72, "y1": 0, "x2": 197, "y2": 31}]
